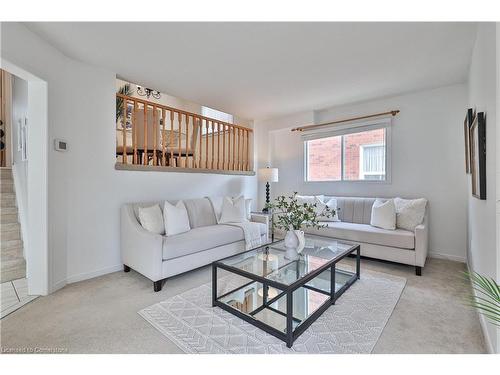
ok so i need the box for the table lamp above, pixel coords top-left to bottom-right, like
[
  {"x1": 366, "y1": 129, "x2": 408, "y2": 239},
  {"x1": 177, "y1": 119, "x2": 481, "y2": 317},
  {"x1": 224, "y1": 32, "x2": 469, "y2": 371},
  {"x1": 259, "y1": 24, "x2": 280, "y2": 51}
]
[{"x1": 258, "y1": 167, "x2": 279, "y2": 212}]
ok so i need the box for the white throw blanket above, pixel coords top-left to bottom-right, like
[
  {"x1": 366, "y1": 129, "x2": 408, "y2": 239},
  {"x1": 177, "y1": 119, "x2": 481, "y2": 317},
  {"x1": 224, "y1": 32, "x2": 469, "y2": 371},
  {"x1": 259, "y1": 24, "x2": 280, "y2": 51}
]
[{"x1": 226, "y1": 221, "x2": 262, "y2": 250}]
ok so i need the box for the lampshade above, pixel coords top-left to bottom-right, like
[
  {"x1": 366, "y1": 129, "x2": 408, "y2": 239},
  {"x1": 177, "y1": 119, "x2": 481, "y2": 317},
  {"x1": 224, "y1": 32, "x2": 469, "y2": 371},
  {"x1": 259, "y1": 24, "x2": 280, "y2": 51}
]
[{"x1": 258, "y1": 167, "x2": 279, "y2": 182}]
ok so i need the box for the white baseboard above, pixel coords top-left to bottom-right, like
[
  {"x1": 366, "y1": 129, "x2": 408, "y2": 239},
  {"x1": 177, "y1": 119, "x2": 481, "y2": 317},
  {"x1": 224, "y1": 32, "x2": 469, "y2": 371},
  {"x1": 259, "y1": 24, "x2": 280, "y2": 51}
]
[
  {"x1": 428, "y1": 251, "x2": 466, "y2": 263},
  {"x1": 66, "y1": 264, "x2": 123, "y2": 284},
  {"x1": 465, "y1": 261, "x2": 494, "y2": 354},
  {"x1": 50, "y1": 278, "x2": 67, "y2": 294}
]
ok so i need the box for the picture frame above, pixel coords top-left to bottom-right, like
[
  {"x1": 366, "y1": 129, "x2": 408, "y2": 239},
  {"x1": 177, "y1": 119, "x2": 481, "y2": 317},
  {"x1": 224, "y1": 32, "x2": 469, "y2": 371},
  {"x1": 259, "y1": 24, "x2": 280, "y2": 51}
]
[
  {"x1": 470, "y1": 112, "x2": 486, "y2": 200},
  {"x1": 464, "y1": 108, "x2": 474, "y2": 173}
]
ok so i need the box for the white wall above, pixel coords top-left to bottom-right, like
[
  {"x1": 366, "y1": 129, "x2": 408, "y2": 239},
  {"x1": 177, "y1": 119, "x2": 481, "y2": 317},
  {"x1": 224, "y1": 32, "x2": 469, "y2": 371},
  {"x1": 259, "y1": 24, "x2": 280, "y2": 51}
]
[
  {"x1": 1, "y1": 23, "x2": 258, "y2": 290},
  {"x1": 11, "y1": 75, "x2": 29, "y2": 254},
  {"x1": 467, "y1": 23, "x2": 498, "y2": 354},
  {"x1": 256, "y1": 84, "x2": 468, "y2": 261}
]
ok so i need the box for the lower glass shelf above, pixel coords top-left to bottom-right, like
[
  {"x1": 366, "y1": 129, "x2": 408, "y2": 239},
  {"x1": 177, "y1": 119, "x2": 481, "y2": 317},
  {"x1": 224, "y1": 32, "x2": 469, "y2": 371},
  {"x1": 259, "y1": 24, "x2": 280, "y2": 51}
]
[{"x1": 217, "y1": 270, "x2": 358, "y2": 334}]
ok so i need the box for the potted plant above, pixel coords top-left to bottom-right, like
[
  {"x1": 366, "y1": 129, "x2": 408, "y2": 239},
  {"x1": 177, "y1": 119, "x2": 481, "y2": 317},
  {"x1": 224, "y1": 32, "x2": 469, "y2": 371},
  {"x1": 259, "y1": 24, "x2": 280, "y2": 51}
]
[
  {"x1": 466, "y1": 271, "x2": 500, "y2": 327},
  {"x1": 267, "y1": 192, "x2": 334, "y2": 258}
]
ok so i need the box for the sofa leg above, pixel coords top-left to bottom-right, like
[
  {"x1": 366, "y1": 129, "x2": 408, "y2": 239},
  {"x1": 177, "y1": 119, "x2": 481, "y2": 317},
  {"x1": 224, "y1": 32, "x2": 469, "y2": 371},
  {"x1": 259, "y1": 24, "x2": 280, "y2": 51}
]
[
  {"x1": 415, "y1": 266, "x2": 422, "y2": 276},
  {"x1": 153, "y1": 280, "x2": 163, "y2": 292},
  {"x1": 124, "y1": 265, "x2": 130, "y2": 272}
]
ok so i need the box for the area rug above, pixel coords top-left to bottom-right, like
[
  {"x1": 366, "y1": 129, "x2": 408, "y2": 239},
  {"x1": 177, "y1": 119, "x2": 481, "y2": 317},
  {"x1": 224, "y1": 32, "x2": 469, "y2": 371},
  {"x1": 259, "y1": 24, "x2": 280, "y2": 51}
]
[{"x1": 138, "y1": 269, "x2": 406, "y2": 353}]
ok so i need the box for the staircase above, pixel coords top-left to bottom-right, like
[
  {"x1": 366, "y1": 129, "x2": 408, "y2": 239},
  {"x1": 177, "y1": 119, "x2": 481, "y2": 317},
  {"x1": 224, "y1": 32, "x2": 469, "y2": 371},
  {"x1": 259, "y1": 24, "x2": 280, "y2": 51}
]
[{"x1": 0, "y1": 167, "x2": 26, "y2": 283}]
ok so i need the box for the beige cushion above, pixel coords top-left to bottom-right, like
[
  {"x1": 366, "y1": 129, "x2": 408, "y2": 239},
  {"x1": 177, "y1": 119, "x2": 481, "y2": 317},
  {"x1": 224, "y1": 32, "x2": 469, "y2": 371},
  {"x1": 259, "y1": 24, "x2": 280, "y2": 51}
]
[
  {"x1": 326, "y1": 197, "x2": 378, "y2": 224},
  {"x1": 183, "y1": 198, "x2": 217, "y2": 228},
  {"x1": 305, "y1": 221, "x2": 415, "y2": 249},
  {"x1": 162, "y1": 223, "x2": 266, "y2": 260}
]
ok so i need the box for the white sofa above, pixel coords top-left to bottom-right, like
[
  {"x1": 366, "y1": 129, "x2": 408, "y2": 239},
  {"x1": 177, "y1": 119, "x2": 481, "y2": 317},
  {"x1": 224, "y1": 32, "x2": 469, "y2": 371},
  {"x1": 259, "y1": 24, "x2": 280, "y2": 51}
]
[
  {"x1": 304, "y1": 196, "x2": 428, "y2": 275},
  {"x1": 121, "y1": 198, "x2": 268, "y2": 291}
]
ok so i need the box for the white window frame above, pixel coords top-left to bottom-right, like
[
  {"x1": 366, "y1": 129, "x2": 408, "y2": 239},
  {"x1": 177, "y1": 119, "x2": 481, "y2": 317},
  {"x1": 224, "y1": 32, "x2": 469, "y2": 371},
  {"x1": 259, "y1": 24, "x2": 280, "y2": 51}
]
[{"x1": 303, "y1": 118, "x2": 392, "y2": 183}]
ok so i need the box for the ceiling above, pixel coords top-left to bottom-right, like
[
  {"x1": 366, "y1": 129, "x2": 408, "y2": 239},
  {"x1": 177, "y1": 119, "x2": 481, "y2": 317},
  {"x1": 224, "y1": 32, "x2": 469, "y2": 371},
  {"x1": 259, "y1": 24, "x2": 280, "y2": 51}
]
[{"x1": 25, "y1": 22, "x2": 477, "y2": 120}]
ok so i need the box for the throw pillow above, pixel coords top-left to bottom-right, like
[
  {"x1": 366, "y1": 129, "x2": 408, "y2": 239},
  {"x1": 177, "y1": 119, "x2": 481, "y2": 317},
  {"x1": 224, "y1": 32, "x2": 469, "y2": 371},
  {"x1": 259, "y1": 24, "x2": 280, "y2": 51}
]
[
  {"x1": 370, "y1": 199, "x2": 396, "y2": 230},
  {"x1": 394, "y1": 197, "x2": 427, "y2": 231},
  {"x1": 138, "y1": 204, "x2": 165, "y2": 234},
  {"x1": 163, "y1": 200, "x2": 191, "y2": 236},
  {"x1": 317, "y1": 197, "x2": 341, "y2": 222},
  {"x1": 296, "y1": 195, "x2": 326, "y2": 216},
  {"x1": 207, "y1": 196, "x2": 224, "y2": 223},
  {"x1": 219, "y1": 196, "x2": 248, "y2": 223}
]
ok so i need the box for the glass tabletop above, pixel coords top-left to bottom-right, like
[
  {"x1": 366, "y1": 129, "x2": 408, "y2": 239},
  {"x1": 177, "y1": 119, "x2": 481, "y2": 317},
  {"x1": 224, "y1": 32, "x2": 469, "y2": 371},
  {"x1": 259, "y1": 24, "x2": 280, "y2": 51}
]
[{"x1": 217, "y1": 235, "x2": 357, "y2": 287}]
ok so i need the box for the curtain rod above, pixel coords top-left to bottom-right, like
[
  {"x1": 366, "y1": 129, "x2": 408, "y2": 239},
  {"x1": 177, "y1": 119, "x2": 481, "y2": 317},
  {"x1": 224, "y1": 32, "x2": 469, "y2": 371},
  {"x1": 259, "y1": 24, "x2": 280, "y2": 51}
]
[{"x1": 291, "y1": 110, "x2": 400, "y2": 132}]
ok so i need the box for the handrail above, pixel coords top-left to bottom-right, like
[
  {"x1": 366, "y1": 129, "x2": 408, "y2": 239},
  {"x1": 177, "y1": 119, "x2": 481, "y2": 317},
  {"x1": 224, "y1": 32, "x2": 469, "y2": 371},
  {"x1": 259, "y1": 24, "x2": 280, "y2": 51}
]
[
  {"x1": 116, "y1": 93, "x2": 253, "y2": 133},
  {"x1": 115, "y1": 94, "x2": 253, "y2": 173}
]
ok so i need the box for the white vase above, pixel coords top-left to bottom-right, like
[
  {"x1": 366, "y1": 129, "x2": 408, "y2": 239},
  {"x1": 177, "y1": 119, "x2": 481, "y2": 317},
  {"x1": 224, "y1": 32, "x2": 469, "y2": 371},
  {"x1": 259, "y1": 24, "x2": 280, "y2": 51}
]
[
  {"x1": 284, "y1": 229, "x2": 305, "y2": 253},
  {"x1": 294, "y1": 229, "x2": 305, "y2": 253},
  {"x1": 284, "y1": 230, "x2": 298, "y2": 248}
]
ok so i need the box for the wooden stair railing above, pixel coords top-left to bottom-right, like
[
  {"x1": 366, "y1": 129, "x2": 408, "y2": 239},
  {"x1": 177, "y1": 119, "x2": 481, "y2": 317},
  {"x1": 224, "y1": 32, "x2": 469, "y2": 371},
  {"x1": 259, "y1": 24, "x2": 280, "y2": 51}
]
[{"x1": 116, "y1": 94, "x2": 253, "y2": 173}]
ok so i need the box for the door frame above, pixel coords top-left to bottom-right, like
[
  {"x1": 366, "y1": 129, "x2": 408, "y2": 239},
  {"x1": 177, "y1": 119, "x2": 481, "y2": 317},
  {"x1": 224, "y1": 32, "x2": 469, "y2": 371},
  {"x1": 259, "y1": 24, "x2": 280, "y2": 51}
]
[{"x1": 1, "y1": 59, "x2": 49, "y2": 296}]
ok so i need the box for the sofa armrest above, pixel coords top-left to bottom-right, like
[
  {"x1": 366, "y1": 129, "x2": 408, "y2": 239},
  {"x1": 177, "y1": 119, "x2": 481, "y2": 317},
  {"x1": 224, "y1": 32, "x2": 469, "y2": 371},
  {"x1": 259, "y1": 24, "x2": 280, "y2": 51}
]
[
  {"x1": 121, "y1": 205, "x2": 164, "y2": 281},
  {"x1": 414, "y1": 211, "x2": 429, "y2": 267},
  {"x1": 250, "y1": 213, "x2": 269, "y2": 238}
]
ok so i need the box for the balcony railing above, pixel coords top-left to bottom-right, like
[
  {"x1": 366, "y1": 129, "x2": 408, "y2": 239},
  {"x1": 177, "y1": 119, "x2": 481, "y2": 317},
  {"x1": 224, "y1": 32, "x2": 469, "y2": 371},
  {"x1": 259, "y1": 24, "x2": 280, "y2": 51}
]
[{"x1": 115, "y1": 94, "x2": 254, "y2": 174}]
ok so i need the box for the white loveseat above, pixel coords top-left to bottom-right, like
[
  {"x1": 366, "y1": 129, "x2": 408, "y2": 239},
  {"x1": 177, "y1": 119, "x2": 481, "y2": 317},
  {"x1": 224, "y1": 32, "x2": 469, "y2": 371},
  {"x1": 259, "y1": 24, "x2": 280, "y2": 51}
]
[
  {"x1": 121, "y1": 198, "x2": 268, "y2": 291},
  {"x1": 304, "y1": 196, "x2": 428, "y2": 275}
]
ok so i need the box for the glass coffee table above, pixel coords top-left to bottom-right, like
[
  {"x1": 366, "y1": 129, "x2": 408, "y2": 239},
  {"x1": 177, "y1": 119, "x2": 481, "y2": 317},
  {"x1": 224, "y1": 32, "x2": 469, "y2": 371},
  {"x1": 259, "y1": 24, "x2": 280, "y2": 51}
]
[{"x1": 212, "y1": 234, "x2": 360, "y2": 348}]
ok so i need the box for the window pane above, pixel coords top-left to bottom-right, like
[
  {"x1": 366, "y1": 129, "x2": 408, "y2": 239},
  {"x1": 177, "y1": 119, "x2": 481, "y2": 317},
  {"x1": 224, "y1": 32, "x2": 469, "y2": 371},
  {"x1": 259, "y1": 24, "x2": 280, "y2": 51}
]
[
  {"x1": 343, "y1": 128, "x2": 386, "y2": 181},
  {"x1": 306, "y1": 136, "x2": 342, "y2": 181}
]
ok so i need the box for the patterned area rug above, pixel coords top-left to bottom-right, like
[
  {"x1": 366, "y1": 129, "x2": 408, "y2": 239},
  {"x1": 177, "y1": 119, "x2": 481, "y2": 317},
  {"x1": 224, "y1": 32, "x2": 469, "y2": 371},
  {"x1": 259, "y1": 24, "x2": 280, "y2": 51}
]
[{"x1": 139, "y1": 269, "x2": 406, "y2": 353}]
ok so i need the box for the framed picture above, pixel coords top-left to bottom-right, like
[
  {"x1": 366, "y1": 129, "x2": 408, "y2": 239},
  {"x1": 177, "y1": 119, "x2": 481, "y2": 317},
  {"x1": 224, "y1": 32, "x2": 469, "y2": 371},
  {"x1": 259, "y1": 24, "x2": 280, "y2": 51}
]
[
  {"x1": 470, "y1": 112, "x2": 486, "y2": 200},
  {"x1": 464, "y1": 108, "x2": 474, "y2": 173}
]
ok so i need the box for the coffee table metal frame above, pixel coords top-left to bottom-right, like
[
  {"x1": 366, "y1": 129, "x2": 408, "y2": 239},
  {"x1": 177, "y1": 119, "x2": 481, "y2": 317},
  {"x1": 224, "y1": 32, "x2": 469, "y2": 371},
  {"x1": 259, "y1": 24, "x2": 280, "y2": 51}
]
[{"x1": 211, "y1": 238, "x2": 361, "y2": 348}]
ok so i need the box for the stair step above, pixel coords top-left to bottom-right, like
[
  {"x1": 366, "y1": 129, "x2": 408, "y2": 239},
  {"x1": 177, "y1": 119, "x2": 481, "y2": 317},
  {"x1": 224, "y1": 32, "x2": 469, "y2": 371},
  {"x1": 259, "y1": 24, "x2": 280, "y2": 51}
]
[
  {"x1": 0, "y1": 182, "x2": 14, "y2": 193},
  {"x1": 0, "y1": 168, "x2": 13, "y2": 178},
  {"x1": 1, "y1": 199, "x2": 16, "y2": 208},
  {"x1": 1, "y1": 222, "x2": 21, "y2": 232},
  {"x1": 1, "y1": 206, "x2": 18, "y2": 215},
  {"x1": 1, "y1": 246, "x2": 23, "y2": 259},
  {"x1": 0, "y1": 257, "x2": 26, "y2": 283},
  {"x1": 0, "y1": 227, "x2": 21, "y2": 240},
  {"x1": 1, "y1": 239, "x2": 22, "y2": 250},
  {"x1": 0, "y1": 222, "x2": 21, "y2": 236},
  {"x1": 1, "y1": 249, "x2": 24, "y2": 260},
  {"x1": 1, "y1": 213, "x2": 18, "y2": 224}
]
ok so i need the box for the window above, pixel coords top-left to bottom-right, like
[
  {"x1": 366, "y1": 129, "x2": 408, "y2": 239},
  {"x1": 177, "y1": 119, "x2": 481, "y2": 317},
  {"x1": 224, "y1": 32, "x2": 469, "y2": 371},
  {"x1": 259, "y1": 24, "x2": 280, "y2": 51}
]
[{"x1": 305, "y1": 126, "x2": 388, "y2": 182}]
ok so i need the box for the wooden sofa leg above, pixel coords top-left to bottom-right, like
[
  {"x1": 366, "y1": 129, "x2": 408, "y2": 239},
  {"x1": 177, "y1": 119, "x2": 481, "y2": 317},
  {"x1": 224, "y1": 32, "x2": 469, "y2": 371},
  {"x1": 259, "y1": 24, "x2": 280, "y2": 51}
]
[
  {"x1": 124, "y1": 265, "x2": 130, "y2": 272},
  {"x1": 153, "y1": 280, "x2": 163, "y2": 292},
  {"x1": 415, "y1": 266, "x2": 422, "y2": 276}
]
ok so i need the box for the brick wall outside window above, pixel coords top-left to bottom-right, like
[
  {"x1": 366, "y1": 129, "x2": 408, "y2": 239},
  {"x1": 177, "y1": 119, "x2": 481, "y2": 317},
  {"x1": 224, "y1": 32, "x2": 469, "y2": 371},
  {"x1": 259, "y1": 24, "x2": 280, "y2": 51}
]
[{"x1": 307, "y1": 128, "x2": 385, "y2": 181}]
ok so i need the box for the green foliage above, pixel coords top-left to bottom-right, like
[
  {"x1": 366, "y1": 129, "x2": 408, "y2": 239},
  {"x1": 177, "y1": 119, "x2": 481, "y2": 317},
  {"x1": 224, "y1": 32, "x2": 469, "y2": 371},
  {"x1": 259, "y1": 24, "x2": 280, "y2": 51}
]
[
  {"x1": 266, "y1": 192, "x2": 334, "y2": 231},
  {"x1": 466, "y1": 271, "x2": 500, "y2": 327},
  {"x1": 116, "y1": 83, "x2": 133, "y2": 123}
]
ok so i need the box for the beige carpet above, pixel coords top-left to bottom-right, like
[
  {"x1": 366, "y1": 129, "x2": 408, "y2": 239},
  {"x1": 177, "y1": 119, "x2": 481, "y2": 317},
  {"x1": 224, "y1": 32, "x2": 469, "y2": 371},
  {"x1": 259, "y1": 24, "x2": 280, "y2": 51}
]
[{"x1": 0, "y1": 257, "x2": 487, "y2": 353}]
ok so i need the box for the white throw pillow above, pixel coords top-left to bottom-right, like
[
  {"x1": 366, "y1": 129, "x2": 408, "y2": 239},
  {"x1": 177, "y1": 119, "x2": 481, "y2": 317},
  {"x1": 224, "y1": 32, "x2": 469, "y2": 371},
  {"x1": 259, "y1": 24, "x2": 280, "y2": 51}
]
[
  {"x1": 219, "y1": 196, "x2": 248, "y2": 223},
  {"x1": 296, "y1": 195, "x2": 325, "y2": 206},
  {"x1": 370, "y1": 199, "x2": 396, "y2": 230},
  {"x1": 394, "y1": 197, "x2": 427, "y2": 231},
  {"x1": 163, "y1": 200, "x2": 191, "y2": 236},
  {"x1": 317, "y1": 197, "x2": 341, "y2": 222},
  {"x1": 296, "y1": 195, "x2": 325, "y2": 216},
  {"x1": 138, "y1": 204, "x2": 165, "y2": 234}
]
